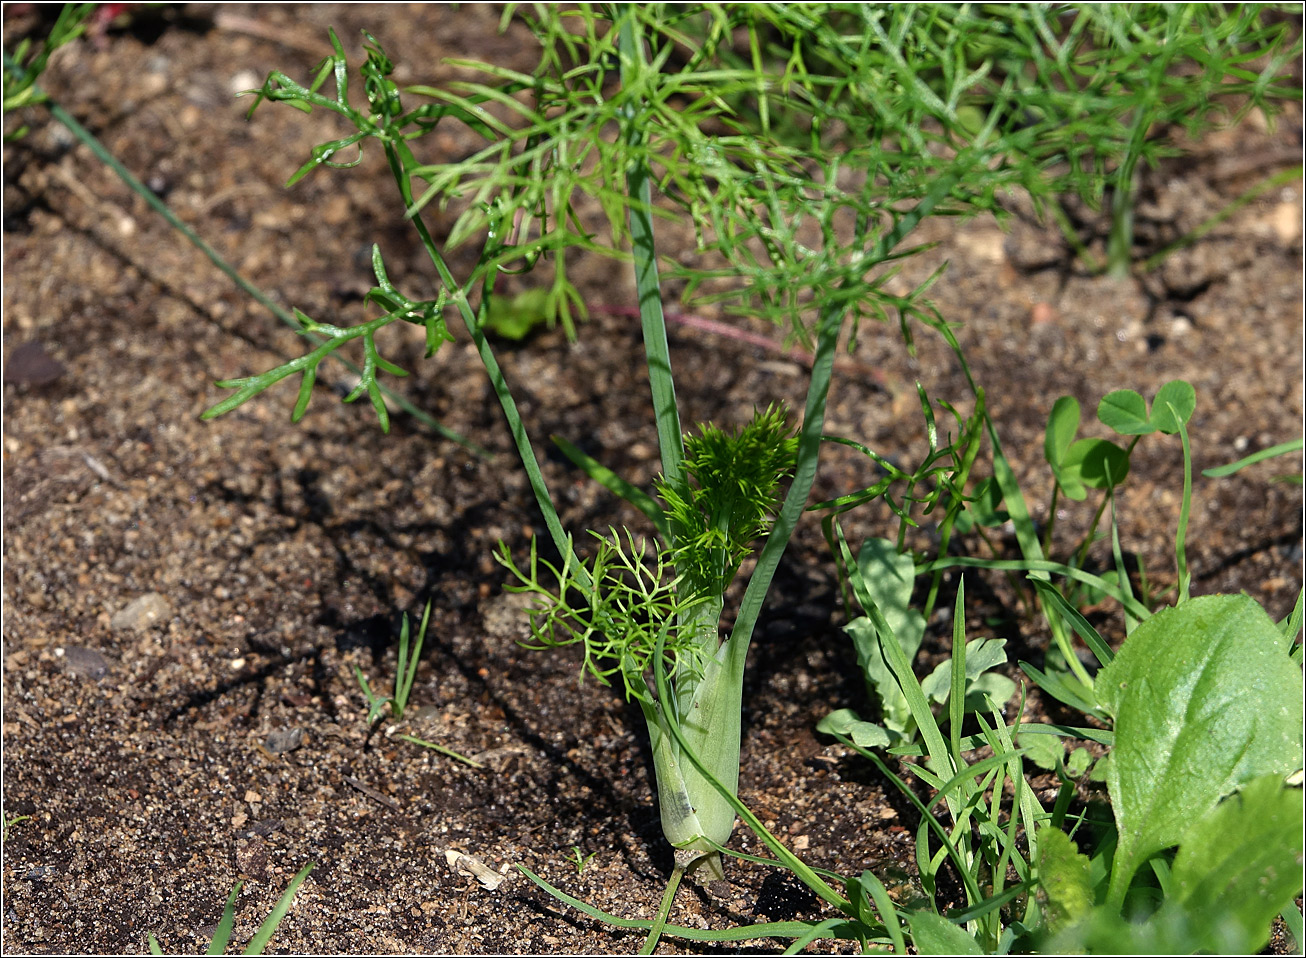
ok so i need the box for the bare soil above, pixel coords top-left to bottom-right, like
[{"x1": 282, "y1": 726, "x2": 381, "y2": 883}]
[{"x1": 3, "y1": 5, "x2": 1302, "y2": 954}]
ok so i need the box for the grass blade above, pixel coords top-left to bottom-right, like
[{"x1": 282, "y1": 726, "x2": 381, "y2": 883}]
[
  {"x1": 1173, "y1": 414, "x2": 1193, "y2": 603},
  {"x1": 395, "y1": 600, "x2": 432, "y2": 716},
  {"x1": 639, "y1": 864, "x2": 684, "y2": 955},
  {"x1": 515, "y1": 865, "x2": 859, "y2": 943},
  {"x1": 1202, "y1": 437, "x2": 1303, "y2": 478},
  {"x1": 1029, "y1": 578, "x2": 1113, "y2": 666},
  {"x1": 859, "y1": 871, "x2": 906, "y2": 954},
  {"x1": 206, "y1": 881, "x2": 243, "y2": 955},
  {"x1": 1018, "y1": 662, "x2": 1105, "y2": 720},
  {"x1": 948, "y1": 579, "x2": 967, "y2": 761},
  {"x1": 242, "y1": 863, "x2": 313, "y2": 955},
  {"x1": 918, "y1": 556, "x2": 1151, "y2": 623},
  {"x1": 551, "y1": 435, "x2": 669, "y2": 542},
  {"x1": 398, "y1": 734, "x2": 485, "y2": 768}
]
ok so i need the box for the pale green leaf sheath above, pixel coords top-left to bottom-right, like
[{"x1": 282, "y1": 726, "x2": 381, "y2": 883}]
[{"x1": 502, "y1": 408, "x2": 797, "y2": 878}]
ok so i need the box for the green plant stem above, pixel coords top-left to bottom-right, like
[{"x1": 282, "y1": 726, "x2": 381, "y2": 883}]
[
  {"x1": 617, "y1": 11, "x2": 685, "y2": 496},
  {"x1": 1065, "y1": 435, "x2": 1141, "y2": 590},
  {"x1": 1044, "y1": 194, "x2": 1103, "y2": 274},
  {"x1": 1105, "y1": 8, "x2": 1188, "y2": 278},
  {"x1": 381, "y1": 138, "x2": 587, "y2": 590},
  {"x1": 732, "y1": 168, "x2": 966, "y2": 657},
  {"x1": 639, "y1": 863, "x2": 685, "y2": 955},
  {"x1": 988, "y1": 431, "x2": 1094, "y2": 689},
  {"x1": 0, "y1": 52, "x2": 478, "y2": 453},
  {"x1": 1105, "y1": 169, "x2": 1138, "y2": 279},
  {"x1": 924, "y1": 393, "x2": 985, "y2": 620},
  {"x1": 1041, "y1": 483, "x2": 1061, "y2": 557},
  {"x1": 397, "y1": 734, "x2": 485, "y2": 768},
  {"x1": 1173, "y1": 415, "x2": 1193, "y2": 603}
]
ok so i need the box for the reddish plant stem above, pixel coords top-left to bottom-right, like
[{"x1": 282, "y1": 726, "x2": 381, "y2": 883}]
[{"x1": 592, "y1": 304, "x2": 889, "y2": 387}]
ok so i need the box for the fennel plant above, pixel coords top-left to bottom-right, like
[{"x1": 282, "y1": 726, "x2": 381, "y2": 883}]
[{"x1": 197, "y1": 4, "x2": 1297, "y2": 933}]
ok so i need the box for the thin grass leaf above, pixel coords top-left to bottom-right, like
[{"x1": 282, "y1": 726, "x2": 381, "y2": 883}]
[
  {"x1": 948, "y1": 580, "x2": 967, "y2": 761},
  {"x1": 397, "y1": 734, "x2": 485, "y2": 768},
  {"x1": 1172, "y1": 412, "x2": 1193, "y2": 603},
  {"x1": 1279, "y1": 589, "x2": 1304, "y2": 648},
  {"x1": 887, "y1": 722, "x2": 1113, "y2": 755},
  {"x1": 782, "y1": 917, "x2": 868, "y2": 955},
  {"x1": 515, "y1": 865, "x2": 860, "y2": 943},
  {"x1": 919, "y1": 556, "x2": 1151, "y2": 623},
  {"x1": 859, "y1": 870, "x2": 906, "y2": 954},
  {"x1": 205, "y1": 881, "x2": 243, "y2": 955},
  {"x1": 1104, "y1": 483, "x2": 1145, "y2": 634},
  {"x1": 394, "y1": 600, "x2": 432, "y2": 716},
  {"x1": 944, "y1": 881, "x2": 1035, "y2": 926},
  {"x1": 914, "y1": 751, "x2": 1031, "y2": 818},
  {"x1": 700, "y1": 837, "x2": 847, "y2": 885},
  {"x1": 1202, "y1": 438, "x2": 1304, "y2": 478},
  {"x1": 1019, "y1": 662, "x2": 1106, "y2": 721},
  {"x1": 242, "y1": 863, "x2": 313, "y2": 955},
  {"x1": 983, "y1": 701, "x2": 1044, "y2": 919},
  {"x1": 835, "y1": 733, "x2": 986, "y2": 910},
  {"x1": 1029, "y1": 578, "x2": 1114, "y2": 667},
  {"x1": 353, "y1": 665, "x2": 390, "y2": 725},
  {"x1": 551, "y1": 435, "x2": 669, "y2": 542},
  {"x1": 835, "y1": 525, "x2": 952, "y2": 782},
  {"x1": 638, "y1": 864, "x2": 684, "y2": 955},
  {"x1": 1282, "y1": 903, "x2": 1305, "y2": 954}
]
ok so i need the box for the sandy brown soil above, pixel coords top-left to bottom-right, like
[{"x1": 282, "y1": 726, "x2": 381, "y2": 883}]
[{"x1": 2, "y1": 5, "x2": 1302, "y2": 954}]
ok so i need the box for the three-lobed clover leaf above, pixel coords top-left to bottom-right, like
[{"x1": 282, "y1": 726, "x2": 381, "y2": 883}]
[
  {"x1": 1097, "y1": 379, "x2": 1195, "y2": 436},
  {"x1": 1043, "y1": 395, "x2": 1130, "y2": 500}
]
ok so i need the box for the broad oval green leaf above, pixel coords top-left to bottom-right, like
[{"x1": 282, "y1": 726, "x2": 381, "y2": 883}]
[
  {"x1": 1168, "y1": 774, "x2": 1304, "y2": 953},
  {"x1": 1048, "y1": 777, "x2": 1303, "y2": 953},
  {"x1": 1150, "y1": 379, "x2": 1196, "y2": 434},
  {"x1": 1044, "y1": 395, "x2": 1081, "y2": 470},
  {"x1": 815, "y1": 708, "x2": 894, "y2": 748},
  {"x1": 1095, "y1": 594, "x2": 1304, "y2": 906},
  {"x1": 907, "y1": 910, "x2": 984, "y2": 955},
  {"x1": 1097, "y1": 389, "x2": 1151, "y2": 435},
  {"x1": 1036, "y1": 827, "x2": 1094, "y2": 933},
  {"x1": 919, "y1": 636, "x2": 1010, "y2": 704},
  {"x1": 845, "y1": 538, "x2": 926, "y2": 735},
  {"x1": 1063, "y1": 437, "x2": 1130, "y2": 491}
]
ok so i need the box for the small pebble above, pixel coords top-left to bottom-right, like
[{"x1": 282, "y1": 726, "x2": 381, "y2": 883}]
[
  {"x1": 229, "y1": 69, "x2": 260, "y2": 96},
  {"x1": 59, "y1": 646, "x2": 111, "y2": 681},
  {"x1": 5, "y1": 342, "x2": 65, "y2": 387},
  {"x1": 110, "y1": 593, "x2": 171, "y2": 632},
  {"x1": 1270, "y1": 201, "x2": 1301, "y2": 245},
  {"x1": 264, "y1": 728, "x2": 304, "y2": 754},
  {"x1": 235, "y1": 836, "x2": 268, "y2": 878}
]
